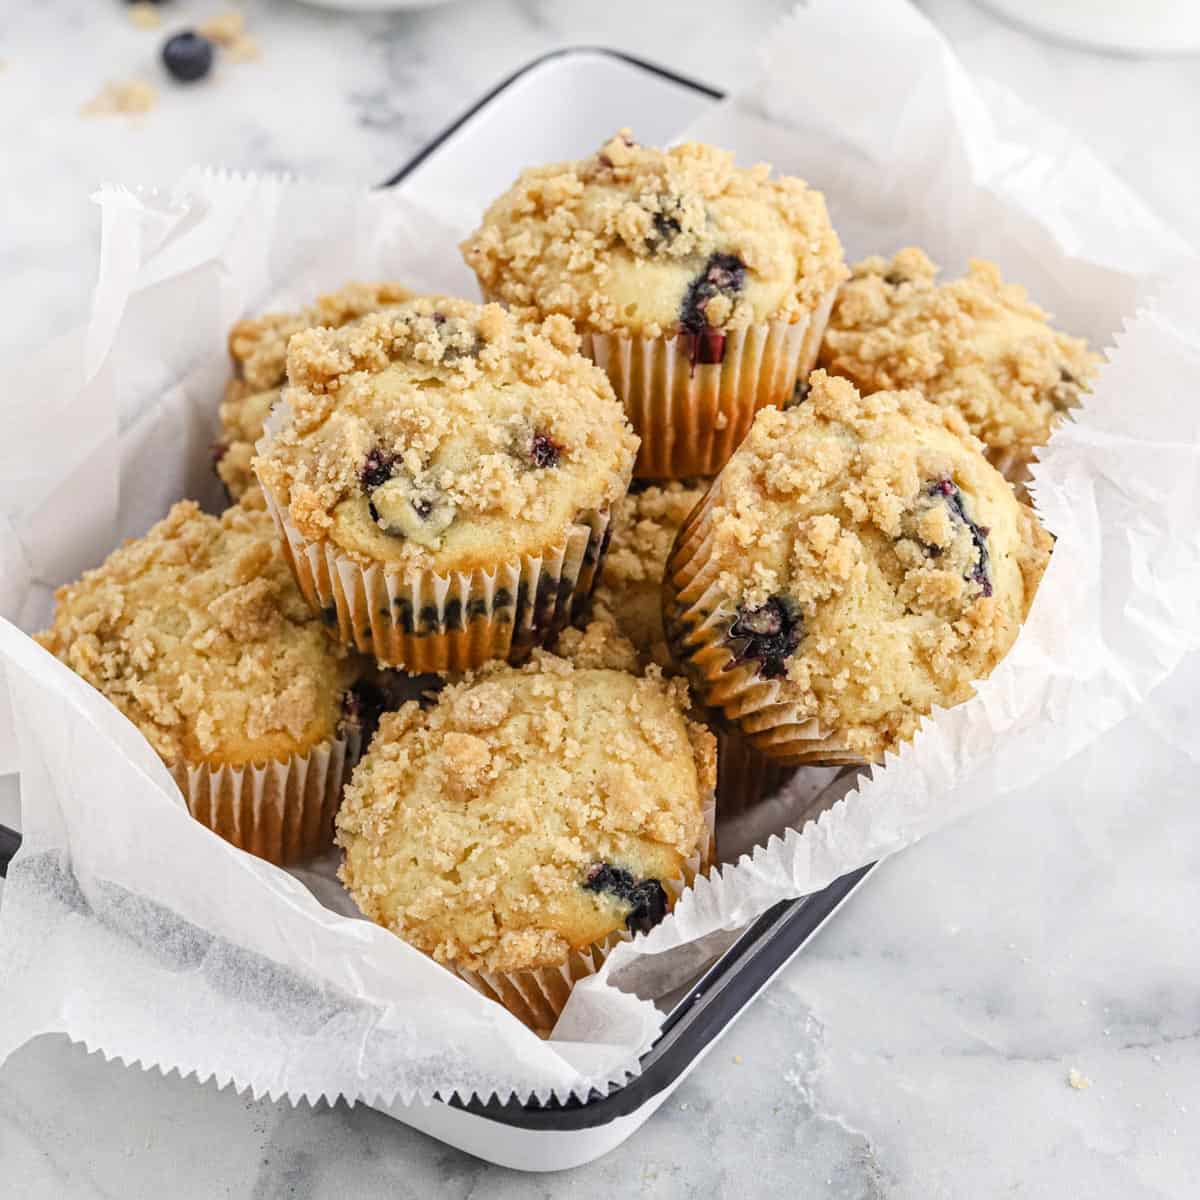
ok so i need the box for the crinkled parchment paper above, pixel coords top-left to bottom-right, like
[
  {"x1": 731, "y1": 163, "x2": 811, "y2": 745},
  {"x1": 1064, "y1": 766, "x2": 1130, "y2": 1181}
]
[{"x1": 1, "y1": 0, "x2": 1198, "y2": 1106}]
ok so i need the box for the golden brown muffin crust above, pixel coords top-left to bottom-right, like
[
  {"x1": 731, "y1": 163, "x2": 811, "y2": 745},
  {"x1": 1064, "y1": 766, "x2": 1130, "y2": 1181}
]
[
  {"x1": 35, "y1": 492, "x2": 361, "y2": 767},
  {"x1": 683, "y1": 371, "x2": 1052, "y2": 760},
  {"x1": 254, "y1": 296, "x2": 638, "y2": 573},
  {"x1": 461, "y1": 130, "x2": 847, "y2": 337},
  {"x1": 819, "y1": 248, "x2": 1100, "y2": 479},
  {"x1": 217, "y1": 282, "x2": 415, "y2": 501},
  {"x1": 336, "y1": 652, "x2": 715, "y2": 974}
]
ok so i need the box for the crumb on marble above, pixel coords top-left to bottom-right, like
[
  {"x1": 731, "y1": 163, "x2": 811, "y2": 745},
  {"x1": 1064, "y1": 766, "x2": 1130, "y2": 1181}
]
[
  {"x1": 1067, "y1": 1068, "x2": 1092, "y2": 1090},
  {"x1": 82, "y1": 79, "x2": 158, "y2": 117},
  {"x1": 199, "y1": 10, "x2": 261, "y2": 62},
  {"x1": 127, "y1": 3, "x2": 162, "y2": 30}
]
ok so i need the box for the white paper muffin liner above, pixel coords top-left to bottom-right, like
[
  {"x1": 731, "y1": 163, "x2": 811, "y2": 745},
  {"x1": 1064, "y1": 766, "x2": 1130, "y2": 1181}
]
[
  {"x1": 259, "y1": 486, "x2": 612, "y2": 673},
  {"x1": 663, "y1": 483, "x2": 868, "y2": 767},
  {"x1": 577, "y1": 289, "x2": 837, "y2": 480},
  {"x1": 453, "y1": 791, "x2": 717, "y2": 1034},
  {"x1": 170, "y1": 728, "x2": 361, "y2": 867}
]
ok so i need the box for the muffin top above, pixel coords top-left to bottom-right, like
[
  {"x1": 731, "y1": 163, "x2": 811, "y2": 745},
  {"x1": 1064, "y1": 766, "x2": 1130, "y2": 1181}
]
[
  {"x1": 336, "y1": 652, "x2": 715, "y2": 974},
  {"x1": 255, "y1": 296, "x2": 638, "y2": 573},
  {"x1": 35, "y1": 492, "x2": 363, "y2": 767},
  {"x1": 687, "y1": 371, "x2": 1052, "y2": 760},
  {"x1": 461, "y1": 130, "x2": 847, "y2": 338},
  {"x1": 216, "y1": 384, "x2": 277, "y2": 502},
  {"x1": 592, "y1": 481, "x2": 706, "y2": 669},
  {"x1": 819, "y1": 249, "x2": 1100, "y2": 476},
  {"x1": 217, "y1": 281, "x2": 415, "y2": 501},
  {"x1": 228, "y1": 280, "x2": 416, "y2": 393}
]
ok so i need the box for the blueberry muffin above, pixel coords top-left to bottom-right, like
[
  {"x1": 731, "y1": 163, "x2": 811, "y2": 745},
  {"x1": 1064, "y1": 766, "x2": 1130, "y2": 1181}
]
[
  {"x1": 819, "y1": 249, "x2": 1100, "y2": 488},
  {"x1": 461, "y1": 131, "x2": 847, "y2": 479},
  {"x1": 216, "y1": 281, "x2": 414, "y2": 499},
  {"x1": 337, "y1": 650, "x2": 716, "y2": 1032},
  {"x1": 589, "y1": 480, "x2": 706, "y2": 669},
  {"x1": 663, "y1": 371, "x2": 1053, "y2": 765},
  {"x1": 254, "y1": 296, "x2": 638, "y2": 673},
  {"x1": 35, "y1": 491, "x2": 373, "y2": 863}
]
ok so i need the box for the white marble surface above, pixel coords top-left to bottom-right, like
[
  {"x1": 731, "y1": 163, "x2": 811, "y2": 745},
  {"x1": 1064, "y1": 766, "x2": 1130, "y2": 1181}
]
[{"x1": 2, "y1": 1, "x2": 1199, "y2": 1195}]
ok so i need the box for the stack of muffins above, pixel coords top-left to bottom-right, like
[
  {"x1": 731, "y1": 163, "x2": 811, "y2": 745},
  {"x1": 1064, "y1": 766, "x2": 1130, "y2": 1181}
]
[{"x1": 36, "y1": 131, "x2": 1096, "y2": 1032}]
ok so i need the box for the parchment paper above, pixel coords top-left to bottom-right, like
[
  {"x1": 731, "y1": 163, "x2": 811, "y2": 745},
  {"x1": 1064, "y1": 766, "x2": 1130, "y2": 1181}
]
[{"x1": 1, "y1": 0, "x2": 1197, "y2": 1106}]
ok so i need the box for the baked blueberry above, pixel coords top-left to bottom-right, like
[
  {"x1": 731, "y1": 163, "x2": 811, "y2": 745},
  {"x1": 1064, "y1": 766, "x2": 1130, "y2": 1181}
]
[
  {"x1": 651, "y1": 210, "x2": 682, "y2": 249},
  {"x1": 162, "y1": 32, "x2": 214, "y2": 84},
  {"x1": 360, "y1": 448, "x2": 397, "y2": 491},
  {"x1": 928, "y1": 478, "x2": 992, "y2": 596},
  {"x1": 679, "y1": 253, "x2": 746, "y2": 336},
  {"x1": 529, "y1": 431, "x2": 562, "y2": 469},
  {"x1": 726, "y1": 595, "x2": 802, "y2": 679},
  {"x1": 583, "y1": 863, "x2": 669, "y2": 935}
]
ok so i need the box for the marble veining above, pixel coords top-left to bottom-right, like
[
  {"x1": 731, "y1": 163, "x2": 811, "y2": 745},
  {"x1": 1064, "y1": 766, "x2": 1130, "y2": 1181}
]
[{"x1": 2, "y1": 0, "x2": 1199, "y2": 1195}]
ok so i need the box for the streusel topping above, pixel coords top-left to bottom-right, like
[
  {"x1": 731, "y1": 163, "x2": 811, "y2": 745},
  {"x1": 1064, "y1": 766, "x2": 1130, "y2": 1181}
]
[
  {"x1": 35, "y1": 492, "x2": 361, "y2": 766},
  {"x1": 461, "y1": 130, "x2": 847, "y2": 337},
  {"x1": 819, "y1": 249, "x2": 1100, "y2": 481},
  {"x1": 217, "y1": 282, "x2": 415, "y2": 499},
  {"x1": 682, "y1": 371, "x2": 1051, "y2": 760},
  {"x1": 216, "y1": 384, "x2": 277, "y2": 501},
  {"x1": 228, "y1": 281, "x2": 416, "y2": 392},
  {"x1": 254, "y1": 296, "x2": 638, "y2": 572},
  {"x1": 337, "y1": 652, "x2": 715, "y2": 974},
  {"x1": 592, "y1": 481, "x2": 706, "y2": 669}
]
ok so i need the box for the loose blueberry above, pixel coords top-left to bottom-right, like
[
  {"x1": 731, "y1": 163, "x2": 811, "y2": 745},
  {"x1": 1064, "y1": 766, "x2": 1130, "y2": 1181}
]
[
  {"x1": 726, "y1": 594, "x2": 803, "y2": 679},
  {"x1": 583, "y1": 864, "x2": 669, "y2": 935},
  {"x1": 927, "y1": 478, "x2": 991, "y2": 597},
  {"x1": 529, "y1": 431, "x2": 563, "y2": 469},
  {"x1": 360, "y1": 448, "x2": 397, "y2": 492},
  {"x1": 162, "y1": 32, "x2": 214, "y2": 84}
]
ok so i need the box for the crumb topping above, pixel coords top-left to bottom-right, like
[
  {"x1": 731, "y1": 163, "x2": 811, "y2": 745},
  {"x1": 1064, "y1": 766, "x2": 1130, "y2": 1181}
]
[
  {"x1": 254, "y1": 296, "x2": 638, "y2": 572},
  {"x1": 819, "y1": 249, "x2": 1101, "y2": 480},
  {"x1": 461, "y1": 130, "x2": 847, "y2": 337},
  {"x1": 336, "y1": 653, "x2": 714, "y2": 973},
  {"x1": 690, "y1": 370, "x2": 1052, "y2": 760},
  {"x1": 228, "y1": 281, "x2": 415, "y2": 393},
  {"x1": 35, "y1": 492, "x2": 361, "y2": 766},
  {"x1": 592, "y1": 481, "x2": 706, "y2": 669},
  {"x1": 82, "y1": 78, "x2": 157, "y2": 117},
  {"x1": 218, "y1": 282, "x2": 415, "y2": 500}
]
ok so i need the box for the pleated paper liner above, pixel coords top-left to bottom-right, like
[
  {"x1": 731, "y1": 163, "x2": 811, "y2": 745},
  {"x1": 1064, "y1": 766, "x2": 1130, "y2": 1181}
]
[
  {"x1": 455, "y1": 791, "x2": 718, "y2": 1035},
  {"x1": 171, "y1": 727, "x2": 361, "y2": 867},
  {"x1": 663, "y1": 482, "x2": 869, "y2": 768},
  {"x1": 260, "y1": 486, "x2": 612, "y2": 674},
  {"x1": 715, "y1": 727, "x2": 800, "y2": 817},
  {"x1": 578, "y1": 289, "x2": 837, "y2": 480}
]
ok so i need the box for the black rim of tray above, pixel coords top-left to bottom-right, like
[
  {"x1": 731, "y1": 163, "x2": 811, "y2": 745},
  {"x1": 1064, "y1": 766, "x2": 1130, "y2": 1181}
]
[{"x1": 0, "y1": 46, "x2": 874, "y2": 1134}]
